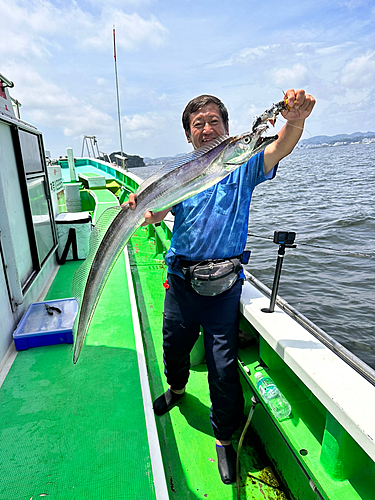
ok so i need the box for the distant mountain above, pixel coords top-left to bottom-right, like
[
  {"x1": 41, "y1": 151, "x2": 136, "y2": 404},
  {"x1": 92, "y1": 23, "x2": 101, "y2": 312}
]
[
  {"x1": 297, "y1": 131, "x2": 375, "y2": 149},
  {"x1": 144, "y1": 153, "x2": 186, "y2": 165},
  {"x1": 109, "y1": 151, "x2": 145, "y2": 168}
]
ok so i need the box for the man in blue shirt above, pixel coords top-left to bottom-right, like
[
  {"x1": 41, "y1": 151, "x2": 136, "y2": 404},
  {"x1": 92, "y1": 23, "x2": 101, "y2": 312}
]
[{"x1": 129, "y1": 89, "x2": 315, "y2": 484}]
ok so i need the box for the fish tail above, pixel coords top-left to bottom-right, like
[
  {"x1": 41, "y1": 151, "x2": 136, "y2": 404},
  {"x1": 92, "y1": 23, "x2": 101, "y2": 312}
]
[{"x1": 72, "y1": 204, "x2": 143, "y2": 363}]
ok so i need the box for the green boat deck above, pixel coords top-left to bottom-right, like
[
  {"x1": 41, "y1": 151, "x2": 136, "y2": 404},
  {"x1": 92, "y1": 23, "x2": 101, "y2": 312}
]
[
  {"x1": 0, "y1": 189, "x2": 290, "y2": 499},
  {"x1": 0, "y1": 254, "x2": 158, "y2": 499}
]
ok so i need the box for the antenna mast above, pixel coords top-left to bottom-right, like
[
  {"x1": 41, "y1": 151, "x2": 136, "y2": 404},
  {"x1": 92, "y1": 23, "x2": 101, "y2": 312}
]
[{"x1": 113, "y1": 25, "x2": 126, "y2": 170}]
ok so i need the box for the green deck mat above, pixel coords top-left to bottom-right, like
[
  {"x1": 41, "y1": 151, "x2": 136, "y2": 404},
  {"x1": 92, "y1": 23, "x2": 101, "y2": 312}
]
[{"x1": 0, "y1": 256, "x2": 156, "y2": 500}]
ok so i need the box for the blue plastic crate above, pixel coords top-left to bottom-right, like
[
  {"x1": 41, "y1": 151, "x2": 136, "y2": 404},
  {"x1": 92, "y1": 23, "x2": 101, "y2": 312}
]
[{"x1": 13, "y1": 298, "x2": 78, "y2": 351}]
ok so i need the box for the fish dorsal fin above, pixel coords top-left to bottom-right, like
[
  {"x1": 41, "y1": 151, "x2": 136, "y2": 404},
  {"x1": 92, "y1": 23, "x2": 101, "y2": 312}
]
[
  {"x1": 137, "y1": 135, "x2": 230, "y2": 195},
  {"x1": 73, "y1": 136, "x2": 231, "y2": 311},
  {"x1": 72, "y1": 206, "x2": 122, "y2": 307}
]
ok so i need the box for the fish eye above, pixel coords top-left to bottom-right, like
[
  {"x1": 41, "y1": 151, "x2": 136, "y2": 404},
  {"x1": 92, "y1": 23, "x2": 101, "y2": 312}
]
[{"x1": 243, "y1": 136, "x2": 251, "y2": 144}]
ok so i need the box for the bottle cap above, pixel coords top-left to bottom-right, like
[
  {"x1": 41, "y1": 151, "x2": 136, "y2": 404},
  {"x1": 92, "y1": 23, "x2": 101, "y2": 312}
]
[{"x1": 255, "y1": 372, "x2": 263, "y2": 380}]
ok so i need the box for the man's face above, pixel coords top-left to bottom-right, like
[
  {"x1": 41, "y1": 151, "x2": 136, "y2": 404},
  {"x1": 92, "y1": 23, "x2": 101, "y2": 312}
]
[{"x1": 186, "y1": 103, "x2": 229, "y2": 149}]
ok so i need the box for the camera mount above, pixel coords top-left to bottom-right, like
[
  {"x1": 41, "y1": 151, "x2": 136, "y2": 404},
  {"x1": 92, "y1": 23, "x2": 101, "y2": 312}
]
[{"x1": 262, "y1": 231, "x2": 297, "y2": 313}]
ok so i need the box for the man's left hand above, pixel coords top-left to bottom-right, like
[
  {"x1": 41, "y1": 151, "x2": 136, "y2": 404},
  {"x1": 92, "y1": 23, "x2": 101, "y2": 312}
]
[{"x1": 281, "y1": 89, "x2": 315, "y2": 122}]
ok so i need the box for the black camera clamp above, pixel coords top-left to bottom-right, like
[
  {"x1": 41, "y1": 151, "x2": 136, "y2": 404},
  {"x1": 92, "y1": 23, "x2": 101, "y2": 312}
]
[{"x1": 262, "y1": 231, "x2": 297, "y2": 314}]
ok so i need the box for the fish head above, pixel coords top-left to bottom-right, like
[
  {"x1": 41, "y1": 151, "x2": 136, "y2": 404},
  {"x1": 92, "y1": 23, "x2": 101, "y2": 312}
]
[
  {"x1": 221, "y1": 130, "x2": 278, "y2": 167},
  {"x1": 220, "y1": 99, "x2": 288, "y2": 168}
]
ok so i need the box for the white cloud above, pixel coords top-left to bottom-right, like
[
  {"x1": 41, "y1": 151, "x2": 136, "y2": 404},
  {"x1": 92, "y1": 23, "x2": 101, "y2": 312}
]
[
  {"x1": 86, "y1": 0, "x2": 156, "y2": 5},
  {"x1": 122, "y1": 113, "x2": 164, "y2": 139},
  {"x1": 272, "y1": 64, "x2": 310, "y2": 89},
  {"x1": 0, "y1": 0, "x2": 169, "y2": 157},
  {"x1": 341, "y1": 51, "x2": 375, "y2": 88},
  {"x1": 157, "y1": 93, "x2": 168, "y2": 101},
  {"x1": 1, "y1": 31, "x2": 55, "y2": 59},
  {"x1": 207, "y1": 44, "x2": 279, "y2": 69},
  {"x1": 3, "y1": 63, "x2": 116, "y2": 141},
  {"x1": 230, "y1": 104, "x2": 260, "y2": 135},
  {"x1": 237, "y1": 45, "x2": 277, "y2": 60},
  {"x1": 315, "y1": 42, "x2": 355, "y2": 56},
  {"x1": 81, "y1": 11, "x2": 168, "y2": 51},
  {"x1": 339, "y1": 0, "x2": 369, "y2": 9},
  {"x1": 206, "y1": 58, "x2": 234, "y2": 70},
  {"x1": 0, "y1": 0, "x2": 64, "y2": 59},
  {"x1": 0, "y1": 0, "x2": 168, "y2": 58},
  {"x1": 0, "y1": 0, "x2": 85, "y2": 38},
  {"x1": 96, "y1": 77, "x2": 108, "y2": 86},
  {"x1": 2, "y1": 1, "x2": 375, "y2": 157}
]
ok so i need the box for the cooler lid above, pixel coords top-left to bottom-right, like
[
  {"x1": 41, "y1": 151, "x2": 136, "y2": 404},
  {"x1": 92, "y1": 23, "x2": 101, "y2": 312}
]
[{"x1": 55, "y1": 212, "x2": 91, "y2": 224}]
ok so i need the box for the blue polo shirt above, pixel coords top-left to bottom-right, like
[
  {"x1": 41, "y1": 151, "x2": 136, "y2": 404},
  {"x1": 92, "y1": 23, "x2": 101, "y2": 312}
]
[{"x1": 165, "y1": 150, "x2": 277, "y2": 278}]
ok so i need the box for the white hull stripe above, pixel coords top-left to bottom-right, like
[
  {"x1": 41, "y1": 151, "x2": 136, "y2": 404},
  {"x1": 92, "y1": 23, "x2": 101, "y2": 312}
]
[{"x1": 124, "y1": 247, "x2": 169, "y2": 499}]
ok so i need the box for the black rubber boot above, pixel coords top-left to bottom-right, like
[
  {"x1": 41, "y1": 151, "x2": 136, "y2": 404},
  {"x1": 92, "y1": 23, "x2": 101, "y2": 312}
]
[
  {"x1": 216, "y1": 443, "x2": 237, "y2": 484},
  {"x1": 153, "y1": 389, "x2": 185, "y2": 416}
]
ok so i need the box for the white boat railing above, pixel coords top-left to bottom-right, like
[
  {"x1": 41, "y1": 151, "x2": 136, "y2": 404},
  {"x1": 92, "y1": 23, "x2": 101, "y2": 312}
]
[{"x1": 245, "y1": 270, "x2": 375, "y2": 386}]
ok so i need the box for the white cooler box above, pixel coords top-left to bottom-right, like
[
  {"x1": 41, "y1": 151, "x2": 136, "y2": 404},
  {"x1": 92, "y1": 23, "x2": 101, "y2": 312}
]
[{"x1": 55, "y1": 212, "x2": 92, "y2": 261}]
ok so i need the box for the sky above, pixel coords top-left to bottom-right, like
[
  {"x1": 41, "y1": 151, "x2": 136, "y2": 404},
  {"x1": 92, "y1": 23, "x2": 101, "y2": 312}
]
[{"x1": 1, "y1": 0, "x2": 375, "y2": 159}]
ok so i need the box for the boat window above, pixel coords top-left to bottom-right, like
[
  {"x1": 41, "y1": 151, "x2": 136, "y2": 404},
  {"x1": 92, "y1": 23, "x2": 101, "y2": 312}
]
[
  {"x1": 27, "y1": 177, "x2": 55, "y2": 265},
  {"x1": 0, "y1": 118, "x2": 56, "y2": 305},
  {"x1": 8, "y1": 171, "x2": 34, "y2": 288},
  {"x1": 14, "y1": 127, "x2": 56, "y2": 289},
  {"x1": 19, "y1": 129, "x2": 44, "y2": 174},
  {"x1": 0, "y1": 121, "x2": 34, "y2": 291}
]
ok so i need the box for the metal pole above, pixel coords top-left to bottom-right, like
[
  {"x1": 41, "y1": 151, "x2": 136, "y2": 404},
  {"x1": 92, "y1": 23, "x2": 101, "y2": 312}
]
[
  {"x1": 113, "y1": 26, "x2": 126, "y2": 170},
  {"x1": 267, "y1": 244, "x2": 286, "y2": 313}
]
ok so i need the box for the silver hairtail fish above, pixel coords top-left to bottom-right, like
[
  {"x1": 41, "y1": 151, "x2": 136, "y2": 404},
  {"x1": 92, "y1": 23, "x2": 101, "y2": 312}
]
[{"x1": 72, "y1": 99, "x2": 287, "y2": 363}]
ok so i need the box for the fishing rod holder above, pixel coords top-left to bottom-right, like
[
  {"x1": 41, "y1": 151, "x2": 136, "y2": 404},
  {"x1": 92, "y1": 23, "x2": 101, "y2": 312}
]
[{"x1": 262, "y1": 231, "x2": 297, "y2": 314}]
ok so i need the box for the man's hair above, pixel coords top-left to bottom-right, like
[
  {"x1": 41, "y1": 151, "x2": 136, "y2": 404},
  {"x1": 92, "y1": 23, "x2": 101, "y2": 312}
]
[{"x1": 182, "y1": 94, "x2": 229, "y2": 137}]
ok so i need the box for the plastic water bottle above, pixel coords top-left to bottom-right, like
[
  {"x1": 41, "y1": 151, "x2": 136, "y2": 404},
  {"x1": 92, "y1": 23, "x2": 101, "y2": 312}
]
[{"x1": 255, "y1": 372, "x2": 291, "y2": 420}]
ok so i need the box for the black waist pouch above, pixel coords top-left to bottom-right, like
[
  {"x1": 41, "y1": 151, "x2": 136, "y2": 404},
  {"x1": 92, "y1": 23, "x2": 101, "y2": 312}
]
[{"x1": 183, "y1": 258, "x2": 242, "y2": 296}]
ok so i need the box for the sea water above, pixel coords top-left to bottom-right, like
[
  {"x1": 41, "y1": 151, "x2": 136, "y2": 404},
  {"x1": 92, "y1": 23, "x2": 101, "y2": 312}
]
[
  {"x1": 130, "y1": 142, "x2": 375, "y2": 369},
  {"x1": 248, "y1": 142, "x2": 375, "y2": 369}
]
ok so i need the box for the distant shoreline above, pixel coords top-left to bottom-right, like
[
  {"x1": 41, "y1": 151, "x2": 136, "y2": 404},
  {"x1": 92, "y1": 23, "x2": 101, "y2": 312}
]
[
  {"x1": 297, "y1": 132, "x2": 375, "y2": 150},
  {"x1": 143, "y1": 132, "x2": 375, "y2": 164}
]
